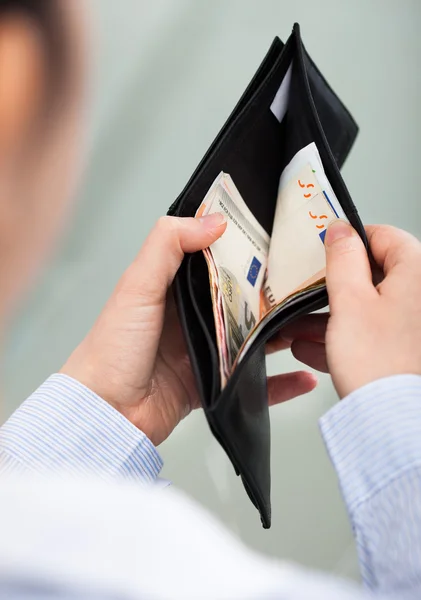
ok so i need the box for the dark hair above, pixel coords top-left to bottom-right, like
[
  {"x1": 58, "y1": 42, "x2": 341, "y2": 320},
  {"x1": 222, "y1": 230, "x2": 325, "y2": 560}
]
[{"x1": 0, "y1": 0, "x2": 66, "y2": 99}]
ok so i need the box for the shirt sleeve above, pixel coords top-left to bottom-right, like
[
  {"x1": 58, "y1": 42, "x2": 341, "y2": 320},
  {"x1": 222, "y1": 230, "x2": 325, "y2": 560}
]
[
  {"x1": 320, "y1": 374, "x2": 421, "y2": 597},
  {"x1": 0, "y1": 373, "x2": 163, "y2": 483}
]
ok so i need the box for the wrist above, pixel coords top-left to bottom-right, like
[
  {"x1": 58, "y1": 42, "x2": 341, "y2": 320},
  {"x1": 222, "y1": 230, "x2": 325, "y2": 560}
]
[
  {"x1": 59, "y1": 364, "x2": 170, "y2": 447},
  {"x1": 331, "y1": 358, "x2": 421, "y2": 399},
  {"x1": 320, "y1": 374, "x2": 421, "y2": 511}
]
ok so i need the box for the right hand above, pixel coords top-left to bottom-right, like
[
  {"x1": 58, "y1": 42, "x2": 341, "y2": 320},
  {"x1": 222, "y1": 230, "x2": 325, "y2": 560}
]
[{"x1": 279, "y1": 221, "x2": 421, "y2": 399}]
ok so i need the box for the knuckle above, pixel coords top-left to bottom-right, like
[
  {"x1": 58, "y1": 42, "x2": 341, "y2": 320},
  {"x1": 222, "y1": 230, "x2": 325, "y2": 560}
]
[
  {"x1": 371, "y1": 224, "x2": 418, "y2": 255},
  {"x1": 368, "y1": 224, "x2": 397, "y2": 242},
  {"x1": 367, "y1": 225, "x2": 387, "y2": 251},
  {"x1": 156, "y1": 215, "x2": 177, "y2": 234},
  {"x1": 374, "y1": 225, "x2": 404, "y2": 253}
]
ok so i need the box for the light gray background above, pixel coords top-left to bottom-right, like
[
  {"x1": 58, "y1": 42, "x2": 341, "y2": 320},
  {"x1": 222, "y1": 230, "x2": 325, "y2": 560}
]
[{"x1": 3, "y1": 0, "x2": 421, "y2": 582}]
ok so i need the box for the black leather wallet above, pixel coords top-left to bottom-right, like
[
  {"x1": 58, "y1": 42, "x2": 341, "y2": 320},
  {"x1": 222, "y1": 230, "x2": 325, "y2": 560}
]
[{"x1": 167, "y1": 23, "x2": 366, "y2": 528}]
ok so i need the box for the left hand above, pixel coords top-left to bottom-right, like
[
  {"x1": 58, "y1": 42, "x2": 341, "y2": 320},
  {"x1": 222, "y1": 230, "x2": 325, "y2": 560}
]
[{"x1": 61, "y1": 214, "x2": 318, "y2": 446}]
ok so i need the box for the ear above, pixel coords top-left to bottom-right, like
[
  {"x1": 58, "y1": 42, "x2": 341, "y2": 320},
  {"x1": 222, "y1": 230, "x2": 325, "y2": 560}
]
[{"x1": 0, "y1": 13, "x2": 46, "y2": 159}]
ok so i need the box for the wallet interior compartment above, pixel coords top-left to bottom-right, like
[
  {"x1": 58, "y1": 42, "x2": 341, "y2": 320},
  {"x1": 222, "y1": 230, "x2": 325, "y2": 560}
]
[{"x1": 183, "y1": 252, "x2": 220, "y2": 405}]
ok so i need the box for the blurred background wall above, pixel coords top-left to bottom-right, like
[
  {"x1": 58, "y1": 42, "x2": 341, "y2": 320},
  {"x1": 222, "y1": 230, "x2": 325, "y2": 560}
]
[{"x1": 3, "y1": 0, "x2": 421, "y2": 581}]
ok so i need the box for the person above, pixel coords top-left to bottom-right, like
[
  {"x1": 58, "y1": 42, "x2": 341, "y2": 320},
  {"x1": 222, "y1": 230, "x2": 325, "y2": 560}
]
[{"x1": 0, "y1": 1, "x2": 420, "y2": 598}]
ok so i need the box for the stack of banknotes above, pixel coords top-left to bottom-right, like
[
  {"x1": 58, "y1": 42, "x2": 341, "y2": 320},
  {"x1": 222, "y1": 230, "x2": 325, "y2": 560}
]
[{"x1": 196, "y1": 142, "x2": 347, "y2": 387}]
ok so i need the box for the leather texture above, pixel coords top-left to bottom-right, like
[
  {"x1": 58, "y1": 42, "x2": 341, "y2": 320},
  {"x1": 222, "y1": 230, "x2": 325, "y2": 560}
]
[{"x1": 167, "y1": 23, "x2": 365, "y2": 528}]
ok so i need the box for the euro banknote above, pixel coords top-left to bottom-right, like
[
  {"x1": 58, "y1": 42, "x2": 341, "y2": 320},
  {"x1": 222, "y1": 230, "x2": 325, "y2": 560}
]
[
  {"x1": 196, "y1": 172, "x2": 270, "y2": 384},
  {"x1": 264, "y1": 142, "x2": 347, "y2": 309}
]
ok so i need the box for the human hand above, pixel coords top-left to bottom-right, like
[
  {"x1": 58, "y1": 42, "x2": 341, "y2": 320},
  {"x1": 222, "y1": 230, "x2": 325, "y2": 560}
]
[
  {"x1": 280, "y1": 222, "x2": 421, "y2": 398},
  {"x1": 61, "y1": 215, "x2": 317, "y2": 446}
]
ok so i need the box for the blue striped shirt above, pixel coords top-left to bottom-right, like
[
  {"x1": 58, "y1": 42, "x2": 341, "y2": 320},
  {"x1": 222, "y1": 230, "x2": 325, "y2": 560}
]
[
  {"x1": 0, "y1": 374, "x2": 163, "y2": 482},
  {"x1": 0, "y1": 373, "x2": 421, "y2": 599}
]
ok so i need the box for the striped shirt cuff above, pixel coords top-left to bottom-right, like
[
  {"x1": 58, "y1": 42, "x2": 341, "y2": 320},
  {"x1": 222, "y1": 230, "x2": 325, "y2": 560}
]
[
  {"x1": 0, "y1": 374, "x2": 163, "y2": 482},
  {"x1": 319, "y1": 374, "x2": 421, "y2": 514}
]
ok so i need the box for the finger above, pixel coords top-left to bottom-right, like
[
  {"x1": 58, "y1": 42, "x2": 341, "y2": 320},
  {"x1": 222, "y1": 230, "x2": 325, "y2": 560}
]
[
  {"x1": 120, "y1": 214, "x2": 227, "y2": 303},
  {"x1": 266, "y1": 314, "x2": 328, "y2": 355},
  {"x1": 265, "y1": 336, "x2": 291, "y2": 355},
  {"x1": 291, "y1": 340, "x2": 329, "y2": 373},
  {"x1": 278, "y1": 313, "x2": 329, "y2": 343},
  {"x1": 267, "y1": 370, "x2": 318, "y2": 406},
  {"x1": 325, "y1": 220, "x2": 376, "y2": 313},
  {"x1": 365, "y1": 224, "x2": 421, "y2": 276}
]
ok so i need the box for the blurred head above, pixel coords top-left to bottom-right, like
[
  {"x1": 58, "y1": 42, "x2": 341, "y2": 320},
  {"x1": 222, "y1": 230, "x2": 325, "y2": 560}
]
[{"x1": 0, "y1": 0, "x2": 85, "y2": 323}]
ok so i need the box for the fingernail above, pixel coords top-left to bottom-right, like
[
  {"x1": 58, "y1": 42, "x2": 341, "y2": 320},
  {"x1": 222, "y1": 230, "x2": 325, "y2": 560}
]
[
  {"x1": 325, "y1": 219, "x2": 355, "y2": 246},
  {"x1": 198, "y1": 212, "x2": 227, "y2": 229}
]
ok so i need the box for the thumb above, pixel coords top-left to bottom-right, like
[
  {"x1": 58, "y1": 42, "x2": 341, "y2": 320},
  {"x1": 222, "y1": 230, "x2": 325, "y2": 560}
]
[
  {"x1": 325, "y1": 219, "x2": 374, "y2": 313},
  {"x1": 121, "y1": 214, "x2": 226, "y2": 303}
]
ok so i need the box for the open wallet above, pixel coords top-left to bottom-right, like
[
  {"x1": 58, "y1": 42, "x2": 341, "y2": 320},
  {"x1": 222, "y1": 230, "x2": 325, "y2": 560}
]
[{"x1": 167, "y1": 23, "x2": 366, "y2": 528}]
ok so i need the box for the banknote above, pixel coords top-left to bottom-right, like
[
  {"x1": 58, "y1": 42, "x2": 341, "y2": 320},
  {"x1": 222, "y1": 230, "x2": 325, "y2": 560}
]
[
  {"x1": 264, "y1": 142, "x2": 347, "y2": 308},
  {"x1": 202, "y1": 247, "x2": 231, "y2": 383},
  {"x1": 196, "y1": 172, "x2": 270, "y2": 384}
]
